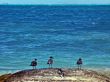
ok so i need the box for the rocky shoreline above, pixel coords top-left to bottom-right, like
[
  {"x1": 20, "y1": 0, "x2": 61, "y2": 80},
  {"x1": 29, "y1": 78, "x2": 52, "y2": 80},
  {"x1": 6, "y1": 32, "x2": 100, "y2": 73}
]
[{"x1": 0, "y1": 68, "x2": 110, "y2": 82}]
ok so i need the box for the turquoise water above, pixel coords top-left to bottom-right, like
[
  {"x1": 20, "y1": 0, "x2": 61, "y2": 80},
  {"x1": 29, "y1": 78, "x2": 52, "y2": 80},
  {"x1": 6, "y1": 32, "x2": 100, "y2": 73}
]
[{"x1": 0, "y1": 5, "x2": 110, "y2": 74}]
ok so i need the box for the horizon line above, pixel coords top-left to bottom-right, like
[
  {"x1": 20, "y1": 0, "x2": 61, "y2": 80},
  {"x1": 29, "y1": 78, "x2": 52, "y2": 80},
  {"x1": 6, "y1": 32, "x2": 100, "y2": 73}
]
[{"x1": 0, "y1": 3, "x2": 110, "y2": 6}]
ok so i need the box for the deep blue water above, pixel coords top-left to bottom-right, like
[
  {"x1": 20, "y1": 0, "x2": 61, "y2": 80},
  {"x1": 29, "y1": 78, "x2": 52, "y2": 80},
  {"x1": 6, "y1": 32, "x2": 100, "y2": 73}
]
[{"x1": 0, "y1": 5, "x2": 110, "y2": 74}]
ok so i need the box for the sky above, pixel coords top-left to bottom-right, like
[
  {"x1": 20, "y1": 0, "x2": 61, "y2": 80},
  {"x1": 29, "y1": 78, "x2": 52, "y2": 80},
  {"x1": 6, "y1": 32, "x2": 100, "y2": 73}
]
[{"x1": 0, "y1": 0, "x2": 110, "y2": 5}]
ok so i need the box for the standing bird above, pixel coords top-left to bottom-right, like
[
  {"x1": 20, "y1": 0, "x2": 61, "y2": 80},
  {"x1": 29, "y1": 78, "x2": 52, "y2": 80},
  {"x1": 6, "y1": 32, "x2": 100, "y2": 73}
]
[
  {"x1": 47, "y1": 56, "x2": 54, "y2": 68},
  {"x1": 30, "y1": 59, "x2": 37, "y2": 69},
  {"x1": 76, "y1": 58, "x2": 83, "y2": 70}
]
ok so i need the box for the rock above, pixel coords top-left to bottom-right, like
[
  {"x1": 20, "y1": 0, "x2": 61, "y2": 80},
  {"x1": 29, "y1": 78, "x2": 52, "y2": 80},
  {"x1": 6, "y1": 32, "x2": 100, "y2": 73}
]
[
  {"x1": 2, "y1": 68, "x2": 110, "y2": 82},
  {"x1": 0, "y1": 74, "x2": 11, "y2": 82}
]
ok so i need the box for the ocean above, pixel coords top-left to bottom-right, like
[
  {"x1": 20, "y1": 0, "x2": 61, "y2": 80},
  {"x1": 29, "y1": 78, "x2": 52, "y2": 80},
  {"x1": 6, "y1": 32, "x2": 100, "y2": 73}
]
[{"x1": 0, "y1": 5, "x2": 110, "y2": 74}]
